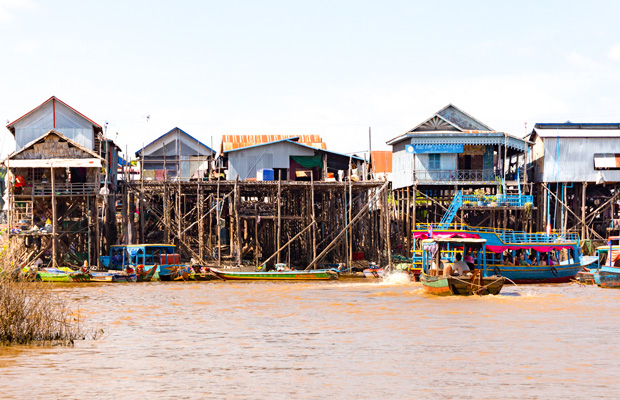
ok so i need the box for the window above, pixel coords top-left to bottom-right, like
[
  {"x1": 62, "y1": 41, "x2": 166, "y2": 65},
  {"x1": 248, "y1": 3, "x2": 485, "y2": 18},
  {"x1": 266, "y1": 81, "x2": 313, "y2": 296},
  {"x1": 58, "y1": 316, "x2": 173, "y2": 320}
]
[{"x1": 429, "y1": 154, "x2": 441, "y2": 170}]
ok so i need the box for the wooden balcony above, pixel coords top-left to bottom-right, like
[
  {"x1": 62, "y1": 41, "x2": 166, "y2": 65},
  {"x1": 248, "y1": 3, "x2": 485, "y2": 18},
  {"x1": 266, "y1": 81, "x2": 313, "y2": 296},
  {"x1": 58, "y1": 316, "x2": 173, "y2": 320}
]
[{"x1": 31, "y1": 182, "x2": 99, "y2": 196}]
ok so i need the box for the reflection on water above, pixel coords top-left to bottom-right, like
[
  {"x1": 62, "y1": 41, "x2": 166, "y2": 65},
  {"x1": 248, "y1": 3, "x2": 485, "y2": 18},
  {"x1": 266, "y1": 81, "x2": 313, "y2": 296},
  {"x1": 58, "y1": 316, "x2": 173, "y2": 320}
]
[{"x1": 1, "y1": 280, "x2": 619, "y2": 399}]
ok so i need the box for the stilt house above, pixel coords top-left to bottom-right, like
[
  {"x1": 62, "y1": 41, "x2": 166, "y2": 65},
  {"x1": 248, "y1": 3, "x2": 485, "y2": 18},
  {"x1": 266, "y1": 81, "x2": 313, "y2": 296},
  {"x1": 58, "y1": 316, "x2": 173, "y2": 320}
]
[
  {"x1": 5, "y1": 96, "x2": 119, "y2": 269},
  {"x1": 135, "y1": 127, "x2": 216, "y2": 181},
  {"x1": 529, "y1": 122, "x2": 620, "y2": 240}
]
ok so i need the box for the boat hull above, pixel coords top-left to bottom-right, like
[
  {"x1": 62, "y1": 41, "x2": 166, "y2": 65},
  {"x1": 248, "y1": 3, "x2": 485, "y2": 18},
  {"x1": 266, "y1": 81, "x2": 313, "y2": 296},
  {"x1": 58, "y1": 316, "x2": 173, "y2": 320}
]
[
  {"x1": 420, "y1": 273, "x2": 505, "y2": 296},
  {"x1": 210, "y1": 268, "x2": 338, "y2": 281},
  {"x1": 594, "y1": 267, "x2": 620, "y2": 288},
  {"x1": 484, "y1": 263, "x2": 583, "y2": 284},
  {"x1": 34, "y1": 268, "x2": 91, "y2": 283}
]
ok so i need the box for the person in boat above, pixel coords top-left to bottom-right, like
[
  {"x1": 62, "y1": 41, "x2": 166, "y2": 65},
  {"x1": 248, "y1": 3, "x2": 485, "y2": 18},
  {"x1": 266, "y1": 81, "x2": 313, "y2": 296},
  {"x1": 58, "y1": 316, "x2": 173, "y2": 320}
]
[
  {"x1": 549, "y1": 253, "x2": 558, "y2": 266},
  {"x1": 431, "y1": 259, "x2": 444, "y2": 276},
  {"x1": 518, "y1": 253, "x2": 531, "y2": 266},
  {"x1": 539, "y1": 254, "x2": 547, "y2": 266},
  {"x1": 464, "y1": 255, "x2": 475, "y2": 270},
  {"x1": 444, "y1": 253, "x2": 470, "y2": 276}
]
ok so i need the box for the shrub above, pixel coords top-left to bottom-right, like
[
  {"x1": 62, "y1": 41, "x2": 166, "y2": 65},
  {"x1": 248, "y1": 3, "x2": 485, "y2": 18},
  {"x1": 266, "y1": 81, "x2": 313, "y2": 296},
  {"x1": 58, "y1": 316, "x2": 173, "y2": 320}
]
[{"x1": 0, "y1": 273, "x2": 101, "y2": 346}]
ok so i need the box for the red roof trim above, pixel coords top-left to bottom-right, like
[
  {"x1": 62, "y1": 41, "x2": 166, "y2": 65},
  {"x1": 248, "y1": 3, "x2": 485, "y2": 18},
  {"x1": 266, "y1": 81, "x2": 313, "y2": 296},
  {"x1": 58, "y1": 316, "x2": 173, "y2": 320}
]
[{"x1": 6, "y1": 96, "x2": 102, "y2": 133}]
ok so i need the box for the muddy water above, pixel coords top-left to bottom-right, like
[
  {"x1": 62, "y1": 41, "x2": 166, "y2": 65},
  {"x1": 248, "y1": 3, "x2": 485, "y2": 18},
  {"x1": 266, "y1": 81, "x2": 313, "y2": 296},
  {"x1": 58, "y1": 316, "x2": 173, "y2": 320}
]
[{"x1": 1, "y1": 276, "x2": 619, "y2": 399}]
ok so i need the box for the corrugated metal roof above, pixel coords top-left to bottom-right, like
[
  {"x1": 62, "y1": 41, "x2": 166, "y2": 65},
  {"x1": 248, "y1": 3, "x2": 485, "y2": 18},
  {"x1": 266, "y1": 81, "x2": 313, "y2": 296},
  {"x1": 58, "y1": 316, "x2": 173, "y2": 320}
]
[
  {"x1": 135, "y1": 127, "x2": 215, "y2": 157},
  {"x1": 6, "y1": 96, "x2": 102, "y2": 135},
  {"x1": 534, "y1": 128, "x2": 620, "y2": 138},
  {"x1": 371, "y1": 151, "x2": 392, "y2": 173},
  {"x1": 224, "y1": 138, "x2": 363, "y2": 161},
  {"x1": 221, "y1": 134, "x2": 326, "y2": 152}
]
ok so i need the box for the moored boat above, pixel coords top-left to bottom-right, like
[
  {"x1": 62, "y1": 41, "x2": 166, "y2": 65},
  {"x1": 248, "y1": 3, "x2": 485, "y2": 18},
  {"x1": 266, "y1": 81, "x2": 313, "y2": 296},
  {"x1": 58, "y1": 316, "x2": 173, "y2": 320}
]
[
  {"x1": 90, "y1": 270, "x2": 137, "y2": 283},
  {"x1": 419, "y1": 237, "x2": 505, "y2": 296},
  {"x1": 100, "y1": 244, "x2": 192, "y2": 281},
  {"x1": 34, "y1": 267, "x2": 91, "y2": 283},
  {"x1": 591, "y1": 238, "x2": 620, "y2": 288},
  {"x1": 209, "y1": 267, "x2": 339, "y2": 281}
]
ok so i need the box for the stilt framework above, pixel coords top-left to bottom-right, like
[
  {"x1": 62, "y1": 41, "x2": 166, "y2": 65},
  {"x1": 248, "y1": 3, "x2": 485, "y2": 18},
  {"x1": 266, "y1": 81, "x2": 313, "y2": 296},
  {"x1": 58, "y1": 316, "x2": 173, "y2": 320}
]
[{"x1": 123, "y1": 180, "x2": 394, "y2": 269}]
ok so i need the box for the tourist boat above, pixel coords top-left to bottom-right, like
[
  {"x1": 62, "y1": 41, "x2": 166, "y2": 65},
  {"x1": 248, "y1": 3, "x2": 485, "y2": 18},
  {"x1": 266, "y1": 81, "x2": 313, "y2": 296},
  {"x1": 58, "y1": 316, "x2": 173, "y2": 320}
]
[
  {"x1": 412, "y1": 191, "x2": 597, "y2": 283},
  {"x1": 414, "y1": 223, "x2": 597, "y2": 284},
  {"x1": 99, "y1": 244, "x2": 193, "y2": 281},
  {"x1": 209, "y1": 267, "x2": 339, "y2": 281},
  {"x1": 419, "y1": 237, "x2": 505, "y2": 296},
  {"x1": 590, "y1": 238, "x2": 620, "y2": 288},
  {"x1": 29, "y1": 267, "x2": 91, "y2": 283}
]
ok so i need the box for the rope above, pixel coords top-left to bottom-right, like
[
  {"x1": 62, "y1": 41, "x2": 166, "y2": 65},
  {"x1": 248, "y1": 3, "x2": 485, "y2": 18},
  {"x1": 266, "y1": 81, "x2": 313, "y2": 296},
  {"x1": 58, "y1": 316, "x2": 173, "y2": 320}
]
[{"x1": 448, "y1": 274, "x2": 513, "y2": 295}]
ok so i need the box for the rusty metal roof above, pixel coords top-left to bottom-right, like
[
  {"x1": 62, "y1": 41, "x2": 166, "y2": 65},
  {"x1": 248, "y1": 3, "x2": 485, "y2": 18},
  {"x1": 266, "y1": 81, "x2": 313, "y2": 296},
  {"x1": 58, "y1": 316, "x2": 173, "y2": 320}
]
[
  {"x1": 371, "y1": 151, "x2": 392, "y2": 173},
  {"x1": 221, "y1": 134, "x2": 326, "y2": 152}
]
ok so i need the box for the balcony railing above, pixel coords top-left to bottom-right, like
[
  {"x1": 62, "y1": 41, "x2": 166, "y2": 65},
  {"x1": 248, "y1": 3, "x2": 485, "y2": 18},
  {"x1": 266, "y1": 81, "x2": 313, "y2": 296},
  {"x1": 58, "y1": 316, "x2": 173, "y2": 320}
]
[
  {"x1": 414, "y1": 169, "x2": 524, "y2": 183},
  {"x1": 31, "y1": 182, "x2": 99, "y2": 196},
  {"x1": 414, "y1": 169, "x2": 496, "y2": 183}
]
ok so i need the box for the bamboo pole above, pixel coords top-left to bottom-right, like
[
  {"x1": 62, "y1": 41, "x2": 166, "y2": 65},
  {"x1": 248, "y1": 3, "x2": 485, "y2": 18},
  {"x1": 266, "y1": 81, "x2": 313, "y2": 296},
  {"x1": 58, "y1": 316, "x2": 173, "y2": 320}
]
[
  {"x1": 582, "y1": 182, "x2": 587, "y2": 240},
  {"x1": 234, "y1": 177, "x2": 241, "y2": 265},
  {"x1": 276, "y1": 173, "x2": 281, "y2": 264},
  {"x1": 51, "y1": 166, "x2": 57, "y2": 268},
  {"x1": 385, "y1": 185, "x2": 392, "y2": 272},
  {"x1": 311, "y1": 174, "x2": 317, "y2": 263}
]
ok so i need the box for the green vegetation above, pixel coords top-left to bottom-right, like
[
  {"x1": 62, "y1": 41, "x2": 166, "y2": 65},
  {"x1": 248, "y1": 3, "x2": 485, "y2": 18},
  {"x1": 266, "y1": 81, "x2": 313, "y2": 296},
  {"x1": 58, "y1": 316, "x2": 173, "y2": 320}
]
[{"x1": 0, "y1": 255, "x2": 101, "y2": 345}]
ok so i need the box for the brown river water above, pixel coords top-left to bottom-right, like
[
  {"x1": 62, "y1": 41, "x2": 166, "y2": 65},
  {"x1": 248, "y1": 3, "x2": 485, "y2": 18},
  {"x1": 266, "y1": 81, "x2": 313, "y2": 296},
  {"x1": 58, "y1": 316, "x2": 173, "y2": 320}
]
[{"x1": 1, "y1": 275, "x2": 619, "y2": 399}]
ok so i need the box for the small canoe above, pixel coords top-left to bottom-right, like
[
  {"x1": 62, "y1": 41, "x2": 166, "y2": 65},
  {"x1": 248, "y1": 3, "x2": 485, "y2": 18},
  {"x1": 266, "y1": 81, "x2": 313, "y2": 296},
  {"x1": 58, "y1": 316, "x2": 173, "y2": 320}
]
[
  {"x1": 91, "y1": 271, "x2": 137, "y2": 283},
  {"x1": 363, "y1": 268, "x2": 384, "y2": 278},
  {"x1": 136, "y1": 265, "x2": 158, "y2": 282},
  {"x1": 420, "y1": 272, "x2": 505, "y2": 296},
  {"x1": 210, "y1": 268, "x2": 339, "y2": 281}
]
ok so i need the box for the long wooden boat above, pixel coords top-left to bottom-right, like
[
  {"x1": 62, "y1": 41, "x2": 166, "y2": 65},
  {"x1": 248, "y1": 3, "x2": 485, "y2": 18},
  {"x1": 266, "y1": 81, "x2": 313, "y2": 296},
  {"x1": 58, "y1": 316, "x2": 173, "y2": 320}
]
[
  {"x1": 90, "y1": 271, "x2": 137, "y2": 283},
  {"x1": 419, "y1": 237, "x2": 505, "y2": 296},
  {"x1": 209, "y1": 268, "x2": 339, "y2": 281},
  {"x1": 420, "y1": 273, "x2": 505, "y2": 296},
  {"x1": 34, "y1": 267, "x2": 91, "y2": 283}
]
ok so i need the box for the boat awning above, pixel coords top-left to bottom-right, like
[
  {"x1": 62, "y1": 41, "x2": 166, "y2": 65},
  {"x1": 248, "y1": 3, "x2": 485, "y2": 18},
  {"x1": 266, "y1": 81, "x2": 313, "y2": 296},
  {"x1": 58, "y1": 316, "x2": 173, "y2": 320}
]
[
  {"x1": 594, "y1": 153, "x2": 620, "y2": 170},
  {"x1": 5, "y1": 158, "x2": 102, "y2": 168}
]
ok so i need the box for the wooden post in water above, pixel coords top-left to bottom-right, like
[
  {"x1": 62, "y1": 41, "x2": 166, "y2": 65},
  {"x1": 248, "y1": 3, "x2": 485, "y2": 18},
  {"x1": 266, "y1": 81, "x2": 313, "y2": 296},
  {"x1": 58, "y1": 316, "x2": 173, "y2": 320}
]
[
  {"x1": 198, "y1": 186, "x2": 204, "y2": 262},
  {"x1": 276, "y1": 172, "x2": 282, "y2": 264},
  {"x1": 216, "y1": 168, "x2": 221, "y2": 268},
  {"x1": 582, "y1": 182, "x2": 587, "y2": 240},
  {"x1": 348, "y1": 158, "x2": 353, "y2": 270},
  {"x1": 234, "y1": 177, "x2": 241, "y2": 265},
  {"x1": 139, "y1": 144, "x2": 145, "y2": 243},
  {"x1": 311, "y1": 174, "x2": 317, "y2": 265},
  {"x1": 385, "y1": 186, "x2": 392, "y2": 272},
  {"x1": 51, "y1": 166, "x2": 57, "y2": 268}
]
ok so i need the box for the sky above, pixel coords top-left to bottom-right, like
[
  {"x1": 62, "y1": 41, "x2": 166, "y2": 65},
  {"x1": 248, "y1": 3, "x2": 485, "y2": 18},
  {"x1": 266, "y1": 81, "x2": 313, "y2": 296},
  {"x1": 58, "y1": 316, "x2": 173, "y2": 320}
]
[{"x1": 1, "y1": 0, "x2": 620, "y2": 159}]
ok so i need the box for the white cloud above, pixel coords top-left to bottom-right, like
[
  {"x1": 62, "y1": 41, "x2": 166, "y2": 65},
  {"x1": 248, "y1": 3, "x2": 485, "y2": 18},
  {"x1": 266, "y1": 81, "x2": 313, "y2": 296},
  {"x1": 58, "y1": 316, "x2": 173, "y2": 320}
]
[
  {"x1": 608, "y1": 45, "x2": 620, "y2": 61},
  {"x1": 0, "y1": 0, "x2": 36, "y2": 22},
  {"x1": 566, "y1": 51, "x2": 601, "y2": 71}
]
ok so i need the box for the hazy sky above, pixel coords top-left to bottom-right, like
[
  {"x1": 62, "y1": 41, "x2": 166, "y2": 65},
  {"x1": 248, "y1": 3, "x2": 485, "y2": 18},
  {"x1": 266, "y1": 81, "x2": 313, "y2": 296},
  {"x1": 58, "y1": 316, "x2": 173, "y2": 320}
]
[{"x1": 1, "y1": 0, "x2": 619, "y2": 158}]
